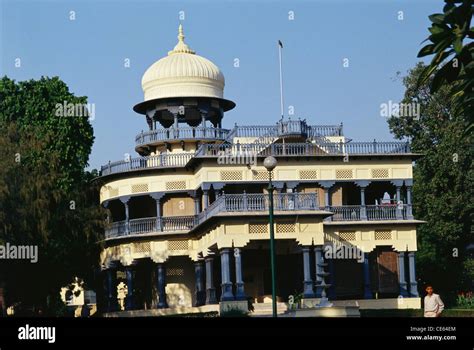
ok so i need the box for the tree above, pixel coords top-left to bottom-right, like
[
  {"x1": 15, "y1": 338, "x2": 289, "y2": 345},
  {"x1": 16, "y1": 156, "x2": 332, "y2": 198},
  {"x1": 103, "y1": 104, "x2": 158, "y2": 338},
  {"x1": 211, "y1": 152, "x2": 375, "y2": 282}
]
[
  {"x1": 0, "y1": 77, "x2": 105, "y2": 313},
  {"x1": 0, "y1": 76, "x2": 94, "y2": 190},
  {"x1": 417, "y1": 0, "x2": 473, "y2": 131},
  {"x1": 388, "y1": 63, "x2": 473, "y2": 304}
]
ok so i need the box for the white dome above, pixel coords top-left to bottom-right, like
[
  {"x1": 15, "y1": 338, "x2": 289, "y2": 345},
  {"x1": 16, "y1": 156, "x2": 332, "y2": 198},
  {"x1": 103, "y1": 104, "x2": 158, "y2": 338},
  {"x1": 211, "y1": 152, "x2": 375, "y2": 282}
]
[{"x1": 141, "y1": 25, "x2": 225, "y2": 102}]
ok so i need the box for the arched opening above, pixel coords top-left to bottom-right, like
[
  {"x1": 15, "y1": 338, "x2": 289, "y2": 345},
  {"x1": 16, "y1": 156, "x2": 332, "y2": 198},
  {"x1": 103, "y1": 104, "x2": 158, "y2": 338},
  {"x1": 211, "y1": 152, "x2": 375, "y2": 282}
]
[
  {"x1": 107, "y1": 199, "x2": 126, "y2": 222},
  {"x1": 365, "y1": 181, "x2": 396, "y2": 205},
  {"x1": 128, "y1": 195, "x2": 156, "y2": 219}
]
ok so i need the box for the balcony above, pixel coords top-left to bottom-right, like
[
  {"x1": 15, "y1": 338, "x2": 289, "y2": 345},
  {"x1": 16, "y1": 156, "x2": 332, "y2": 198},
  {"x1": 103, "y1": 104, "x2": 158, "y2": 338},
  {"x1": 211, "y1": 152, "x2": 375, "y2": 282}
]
[
  {"x1": 104, "y1": 193, "x2": 414, "y2": 239},
  {"x1": 135, "y1": 127, "x2": 230, "y2": 147},
  {"x1": 196, "y1": 140, "x2": 411, "y2": 157},
  {"x1": 327, "y1": 204, "x2": 410, "y2": 222},
  {"x1": 101, "y1": 139, "x2": 411, "y2": 177},
  {"x1": 233, "y1": 121, "x2": 343, "y2": 138},
  {"x1": 100, "y1": 153, "x2": 194, "y2": 176},
  {"x1": 105, "y1": 216, "x2": 197, "y2": 239}
]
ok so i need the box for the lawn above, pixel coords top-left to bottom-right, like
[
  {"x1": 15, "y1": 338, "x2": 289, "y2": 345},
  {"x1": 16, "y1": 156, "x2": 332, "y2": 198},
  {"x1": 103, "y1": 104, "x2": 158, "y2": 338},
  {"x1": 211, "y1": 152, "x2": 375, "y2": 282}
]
[{"x1": 360, "y1": 309, "x2": 474, "y2": 317}]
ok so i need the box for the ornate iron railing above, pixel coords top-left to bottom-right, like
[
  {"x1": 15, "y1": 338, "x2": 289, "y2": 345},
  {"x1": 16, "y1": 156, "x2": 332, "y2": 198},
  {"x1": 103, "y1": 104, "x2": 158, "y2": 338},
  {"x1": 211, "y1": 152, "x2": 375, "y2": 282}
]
[
  {"x1": 129, "y1": 217, "x2": 156, "y2": 234},
  {"x1": 161, "y1": 216, "x2": 197, "y2": 231},
  {"x1": 327, "y1": 204, "x2": 409, "y2": 221},
  {"x1": 366, "y1": 205, "x2": 398, "y2": 220},
  {"x1": 328, "y1": 205, "x2": 362, "y2": 221},
  {"x1": 232, "y1": 121, "x2": 343, "y2": 138},
  {"x1": 104, "y1": 199, "x2": 412, "y2": 239},
  {"x1": 100, "y1": 153, "x2": 194, "y2": 176},
  {"x1": 135, "y1": 127, "x2": 230, "y2": 147},
  {"x1": 195, "y1": 141, "x2": 410, "y2": 158},
  {"x1": 104, "y1": 215, "x2": 196, "y2": 238}
]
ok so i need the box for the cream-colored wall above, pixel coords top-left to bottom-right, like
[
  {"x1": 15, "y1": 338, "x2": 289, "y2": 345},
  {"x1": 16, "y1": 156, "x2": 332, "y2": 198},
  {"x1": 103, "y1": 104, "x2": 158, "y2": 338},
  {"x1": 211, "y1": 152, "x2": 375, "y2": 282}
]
[
  {"x1": 299, "y1": 185, "x2": 325, "y2": 207},
  {"x1": 100, "y1": 158, "x2": 414, "y2": 203},
  {"x1": 331, "y1": 185, "x2": 343, "y2": 206},
  {"x1": 163, "y1": 196, "x2": 194, "y2": 216},
  {"x1": 323, "y1": 225, "x2": 418, "y2": 253},
  {"x1": 165, "y1": 256, "x2": 195, "y2": 308},
  {"x1": 153, "y1": 142, "x2": 198, "y2": 155},
  {"x1": 101, "y1": 220, "x2": 417, "y2": 268}
]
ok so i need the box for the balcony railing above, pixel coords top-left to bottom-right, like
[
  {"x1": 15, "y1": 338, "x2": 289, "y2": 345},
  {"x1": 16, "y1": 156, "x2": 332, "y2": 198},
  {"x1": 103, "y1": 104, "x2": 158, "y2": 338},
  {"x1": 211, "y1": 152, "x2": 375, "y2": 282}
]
[
  {"x1": 103, "y1": 138, "x2": 410, "y2": 176},
  {"x1": 233, "y1": 122, "x2": 343, "y2": 138},
  {"x1": 195, "y1": 141, "x2": 410, "y2": 157},
  {"x1": 215, "y1": 192, "x2": 318, "y2": 212},
  {"x1": 329, "y1": 205, "x2": 362, "y2": 221},
  {"x1": 106, "y1": 220, "x2": 127, "y2": 238},
  {"x1": 104, "y1": 216, "x2": 197, "y2": 238},
  {"x1": 326, "y1": 204, "x2": 409, "y2": 222},
  {"x1": 100, "y1": 153, "x2": 194, "y2": 176},
  {"x1": 135, "y1": 127, "x2": 230, "y2": 147},
  {"x1": 129, "y1": 217, "x2": 156, "y2": 234},
  {"x1": 161, "y1": 216, "x2": 197, "y2": 231},
  {"x1": 104, "y1": 197, "x2": 413, "y2": 239},
  {"x1": 366, "y1": 205, "x2": 399, "y2": 220}
]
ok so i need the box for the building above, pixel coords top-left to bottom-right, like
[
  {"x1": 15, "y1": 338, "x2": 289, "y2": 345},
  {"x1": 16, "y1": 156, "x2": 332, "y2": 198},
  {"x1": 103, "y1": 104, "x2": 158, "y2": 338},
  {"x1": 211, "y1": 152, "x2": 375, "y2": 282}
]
[{"x1": 99, "y1": 25, "x2": 422, "y2": 315}]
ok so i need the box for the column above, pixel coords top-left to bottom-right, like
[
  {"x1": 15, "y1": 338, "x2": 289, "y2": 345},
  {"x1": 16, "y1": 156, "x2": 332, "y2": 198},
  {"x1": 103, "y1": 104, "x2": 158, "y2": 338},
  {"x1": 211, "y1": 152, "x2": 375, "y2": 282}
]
[
  {"x1": 319, "y1": 181, "x2": 335, "y2": 221},
  {"x1": 125, "y1": 202, "x2": 130, "y2": 234},
  {"x1": 120, "y1": 197, "x2": 130, "y2": 235},
  {"x1": 302, "y1": 247, "x2": 315, "y2": 298},
  {"x1": 314, "y1": 246, "x2": 323, "y2": 298},
  {"x1": 105, "y1": 267, "x2": 118, "y2": 312},
  {"x1": 173, "y1": 113, "x2": 178, "y2": 130},
  {"x1": 205, "y1": 257, "x2": 217, "y2": 304},
  {"x1": 202, "y1": 189, "x2": 209, "y2": 210},
  {"x1": 195, "y1": 197, "x2": 201, "y2": 215},
  {"x1": 150, "y1": 193, "x2": 163, "y2": 232},
  {"x1": 396, "y1": 186, "x2": 403, "y2": 219},
  {"x1": 194, "y1": 261, "x2": 205, "y2": 306},
  {"x1": 156, "y1": 263, "x2": 168, "y2": 308},
  {"x1": 324, "y1": 188, "x2": 330, "y2": 209},
  {"x1": 398, "y1": 252, "x2": 409, "y2": 297},
  {"x1": 220, "y1": 249, "x2": 234, "y2": 301},
  {"x1": 363, "y1": 253, "x2": 372, "y2": 299},
  {"x1": 360, "y1": 186, "x2": 367, "y2": 220},
  {"x1": 242, "y1": 191, "x2": 248, "y2": 211},
  {"x1": 406, "y1": 186, "x2": 414, "y2": 219},
  {"x1": 125, "y1": 265, "x2": 134, "y2": 310},
  {"x1": 408, "y1": 252, "x2": 419, "y2": 297},
  {"x1": 356, "y1": 181, "x2": 370, "y2": 221},
  {"x1": 234, "y1": 248, "x2": 246, "y2": 300},
  {"x1": 323, "y1": 187, "x2": 331, "y2": 222}
]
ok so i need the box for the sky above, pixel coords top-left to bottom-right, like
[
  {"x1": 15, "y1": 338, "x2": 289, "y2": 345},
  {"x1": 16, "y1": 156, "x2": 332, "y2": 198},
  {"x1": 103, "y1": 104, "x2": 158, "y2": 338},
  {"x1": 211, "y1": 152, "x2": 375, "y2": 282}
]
[{"x1": 0, "y1": 0, "x2": 440, "y2": 170}]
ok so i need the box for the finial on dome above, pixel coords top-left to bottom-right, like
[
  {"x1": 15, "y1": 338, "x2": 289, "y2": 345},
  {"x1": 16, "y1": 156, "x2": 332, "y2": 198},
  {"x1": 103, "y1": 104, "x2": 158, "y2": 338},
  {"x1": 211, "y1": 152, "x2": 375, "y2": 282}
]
[
  {"x1": 178, "y1": 24, "x2": 184, "y2": 42},
  {"x1": 168, "y1": 24, "x2": 196, "y2": 55}
]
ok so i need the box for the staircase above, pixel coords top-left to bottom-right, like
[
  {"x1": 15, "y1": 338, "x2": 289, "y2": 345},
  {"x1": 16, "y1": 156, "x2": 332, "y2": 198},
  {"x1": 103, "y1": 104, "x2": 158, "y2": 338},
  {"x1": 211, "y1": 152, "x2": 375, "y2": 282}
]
[{"x1": 250, "y1": 302, "x2": 289, "y2": 316}]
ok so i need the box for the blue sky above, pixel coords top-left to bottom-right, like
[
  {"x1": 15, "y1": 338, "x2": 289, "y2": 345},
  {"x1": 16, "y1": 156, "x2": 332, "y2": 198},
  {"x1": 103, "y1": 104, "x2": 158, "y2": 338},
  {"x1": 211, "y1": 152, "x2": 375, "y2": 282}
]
[{"x1": 0, "y1": 0, "x2": 440, "y2": 170}]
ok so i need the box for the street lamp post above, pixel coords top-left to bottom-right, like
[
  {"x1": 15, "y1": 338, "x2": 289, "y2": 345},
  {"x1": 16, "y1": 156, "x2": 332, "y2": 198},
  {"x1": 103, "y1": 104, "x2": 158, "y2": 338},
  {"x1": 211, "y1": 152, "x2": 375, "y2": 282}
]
[{"x1": 263, "y1": 156, "x2": 278, "y2": 318}]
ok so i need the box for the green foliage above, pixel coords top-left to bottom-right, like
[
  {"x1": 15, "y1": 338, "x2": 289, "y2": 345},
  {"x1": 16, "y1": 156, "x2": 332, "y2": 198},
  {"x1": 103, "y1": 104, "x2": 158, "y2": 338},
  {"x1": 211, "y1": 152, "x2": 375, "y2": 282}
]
[
  {"x1": 0, "y1": 77, "x2": 105, "y2": 311},
  {"x1": 220, "y1": 306, "x2": 249, "y2": 317},
  {"x1": 417, "y1": 0, "x2": 473, "y2": 132},
  {"x1": 456, "y1": 291, "x2": 474, "y2": 308},
  {"x1": 165, "y1": 311, "x2": 219, "y2": 318},
  {"x1": 46, "y1": 293, "x2": 70, "y2": 317},
  {"x1": 388, "y1": 63, "x2": 473, "y2": 305},
  {"x1": 289, "y1": 291, "x2": 304, "y2": 310},
  {"x1": 361, "y1": 309, "x2": 474, "y2": 317},
  {"x1": 0, "y1": 76, "x2": 94, "y2": 191}
]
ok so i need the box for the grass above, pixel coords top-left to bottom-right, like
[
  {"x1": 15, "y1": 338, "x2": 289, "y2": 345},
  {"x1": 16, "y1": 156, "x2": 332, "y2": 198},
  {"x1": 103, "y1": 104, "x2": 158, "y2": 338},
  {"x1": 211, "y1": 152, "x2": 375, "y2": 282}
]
[
  {"x1": 361, "y1": 309, "x2": 474, "y2": 317},
  {"x1": 165, "y1": 311, "x2": 219, "y2": 318}
]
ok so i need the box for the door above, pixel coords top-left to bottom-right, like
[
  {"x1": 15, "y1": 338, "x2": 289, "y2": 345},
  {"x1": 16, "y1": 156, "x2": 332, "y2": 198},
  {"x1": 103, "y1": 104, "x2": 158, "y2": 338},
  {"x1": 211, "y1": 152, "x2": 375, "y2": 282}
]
[{"x1": 376, "y1": 248, "x2": 399, "y2": 294}]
